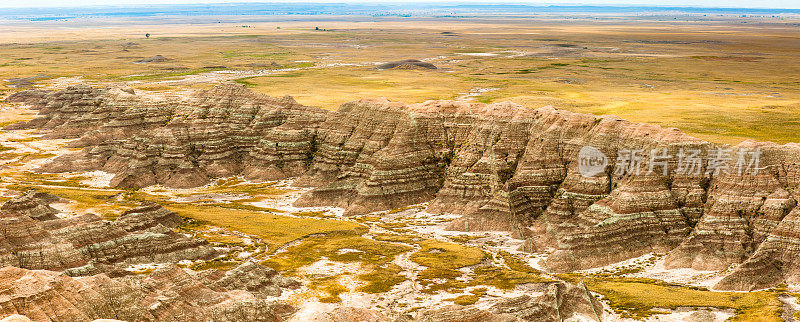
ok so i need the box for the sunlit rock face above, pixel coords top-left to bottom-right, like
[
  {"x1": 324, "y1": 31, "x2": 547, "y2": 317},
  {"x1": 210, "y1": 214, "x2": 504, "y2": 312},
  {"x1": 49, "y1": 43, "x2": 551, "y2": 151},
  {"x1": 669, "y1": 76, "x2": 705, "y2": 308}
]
[
  {"x1": 8, "y1": 84, "x2": 329, "y2": 189},
  {"x1": 0, "y1": 192, "x2": 216, "y2": 273},
  {"x1": 0, "y1": 265, "x2": 295, "y2": 322},
  {"x1": 8, "y1": 84, "x2": 800, "y2": 290},
  {"x1": 0, "y1": 193, "x2": 299, "y2": 321}
]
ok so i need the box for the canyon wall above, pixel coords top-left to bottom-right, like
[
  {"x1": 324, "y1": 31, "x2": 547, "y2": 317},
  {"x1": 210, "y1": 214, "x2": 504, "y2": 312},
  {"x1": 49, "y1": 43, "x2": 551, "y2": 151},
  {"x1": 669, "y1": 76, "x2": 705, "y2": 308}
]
[{"x1": 7, "y1": 84, "x2": 800, "y2": 291}]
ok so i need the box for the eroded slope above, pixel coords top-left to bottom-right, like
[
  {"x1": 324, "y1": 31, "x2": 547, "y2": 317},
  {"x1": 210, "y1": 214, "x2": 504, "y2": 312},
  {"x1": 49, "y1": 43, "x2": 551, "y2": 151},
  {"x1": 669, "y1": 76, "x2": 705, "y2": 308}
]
[{"x1": 7, "y1": 84, "x2": 800, "y2": 291}]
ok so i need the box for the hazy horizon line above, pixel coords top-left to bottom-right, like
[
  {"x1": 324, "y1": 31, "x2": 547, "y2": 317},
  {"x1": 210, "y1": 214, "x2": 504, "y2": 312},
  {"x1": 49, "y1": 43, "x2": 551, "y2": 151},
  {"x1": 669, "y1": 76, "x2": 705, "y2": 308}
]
[{"x1": 1, "y1": 2, "x2": 799, "y2": 10}]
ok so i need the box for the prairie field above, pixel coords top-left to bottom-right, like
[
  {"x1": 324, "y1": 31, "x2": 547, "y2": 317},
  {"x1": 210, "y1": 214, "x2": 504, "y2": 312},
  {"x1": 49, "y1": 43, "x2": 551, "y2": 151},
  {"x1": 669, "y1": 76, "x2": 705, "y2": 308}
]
[{"x1": 1, "y1": 14, "x2": 799, "y2": 144}]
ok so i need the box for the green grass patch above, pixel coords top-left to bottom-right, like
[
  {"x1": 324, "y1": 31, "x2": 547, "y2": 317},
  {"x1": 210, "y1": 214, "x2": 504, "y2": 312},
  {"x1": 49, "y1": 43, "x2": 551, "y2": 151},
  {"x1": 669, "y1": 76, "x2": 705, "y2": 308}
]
[
  {"x1": 447, "y1": 287, "x2": 488, "y2": 305},
  {"x1": 8, "y1": 172, "x2": 88, "y2": 188},
  {"x1": 309, "y1": 276, "x2": 348, "y2": 303},
  {"x1": 200, "y1": 231, "x2": 244, "y2": 244},
  {"x1": 358, "y1": 264, "x2": 406, "y2": 293},
  {"x1": 264, "y1": 230, "x2": 412, "y2": 296},
  {"x1": 179, "y1": 217, "x2": 213, "y2": 230},
  {"x1": 372, "y1": 233, "x2": 423, "y2": 244},
  {"x1": 412, "y1": 240, "x2": 487, "y2": 292},
  {"x1": 471, "y1": 265, "x2": 551, "y2": 290},
  {"x1": 578, "y1": 276, "x2": 782, "y2": 321},
  {"x1": 413, "y1": 246, "x2": 551, "y2": 293},
  {"x1": 412, "y1": 240, "x2": 486, "y2": 271},
  {"x1": 7, "y1": 137, "x2": 38, "y2": 142},
  {"x1": 449, "y1": 234, "x2": 484, "y2": 243},
  {"x1": 213, "y1": 202, "x2": 283, "y2": 213},
  {"x1": 263, "y1": 230, "x2": 407, "y2": 273},
  {"x1": 166, "y1": 203, "x2": 363, "y2": 252},
  {"x1": 499, "y1": 251, "x2": 542, "y2": 274},
  {"x1": 211, "y1": 177, "x2": 286, "y2": 195},
  {"x1": 294, "y1": 210, "x2": 335, "y2": 219},
  {"x1": 234, "y1": 77, "x2": 257, "y2": 87},
  {"x1": 190, "y1": 259, "x2": 238, "y2": 271}
]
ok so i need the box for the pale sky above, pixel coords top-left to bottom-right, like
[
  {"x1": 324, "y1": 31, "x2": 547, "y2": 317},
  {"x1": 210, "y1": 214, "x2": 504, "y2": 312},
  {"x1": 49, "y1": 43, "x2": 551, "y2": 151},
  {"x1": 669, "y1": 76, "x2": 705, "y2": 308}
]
[{"x1": 0, "y1": 0, "x2": 798, "y2": 9}]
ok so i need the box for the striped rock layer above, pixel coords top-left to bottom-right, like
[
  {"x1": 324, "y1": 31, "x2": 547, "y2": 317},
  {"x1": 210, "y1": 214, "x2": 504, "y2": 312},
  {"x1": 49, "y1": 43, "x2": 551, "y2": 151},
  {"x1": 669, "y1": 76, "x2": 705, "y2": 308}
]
[
  {"x1": 0, "y1": 193, "x2": 299, "y2": 321},
  {"x1": 0, "y1": 192, "x2": 216, "y2": 274},
  {"x1": 0, "y1": 265, "x2": 295, "y2": 322},
  {"x1": 7, "y1": 84, "x2": 800, "y2": 290}
]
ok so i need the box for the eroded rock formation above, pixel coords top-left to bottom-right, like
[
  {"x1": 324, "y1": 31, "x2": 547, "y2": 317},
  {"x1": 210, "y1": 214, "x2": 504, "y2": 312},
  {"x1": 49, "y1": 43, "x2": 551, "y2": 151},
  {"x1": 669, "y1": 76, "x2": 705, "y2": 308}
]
[
  {"x1": 7, "y1": 84, "x2": 800, "y2": 291},
  {"x1": 0, "y1": 192, "x2": 298, "y2": 321},
  {"x1": 7, "y1": 84, "x2": 328, "y2": 188},
  {"x1": 0, "y1": 191, "x2": 216, "y2": 274},
  {"x1": 0, "y1": 265, "x2": 295, "y2": 321}
]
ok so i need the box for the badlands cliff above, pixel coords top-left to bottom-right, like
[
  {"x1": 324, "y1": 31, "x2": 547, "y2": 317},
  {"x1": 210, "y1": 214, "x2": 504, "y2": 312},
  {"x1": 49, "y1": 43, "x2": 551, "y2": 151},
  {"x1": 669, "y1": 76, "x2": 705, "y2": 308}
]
[
  {"x1": 0, "y1": 191, "x2": 215, "y2": 274},
  {"x1": 0, "y1": 192, "x2": 299, "y2": 321},
  {"x1": 7, "y1": 84, "x2": 800, "y2": 291},
  {"x1": 0, "y1": 192, "x2": 601, "y2": 322}
]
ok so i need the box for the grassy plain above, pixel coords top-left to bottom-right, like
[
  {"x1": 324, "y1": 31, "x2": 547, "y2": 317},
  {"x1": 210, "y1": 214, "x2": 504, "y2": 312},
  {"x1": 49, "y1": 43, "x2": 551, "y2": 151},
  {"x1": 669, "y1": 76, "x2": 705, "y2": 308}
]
[{"x1": 2, "y1": 15, "x2": 799, "y2": 144}]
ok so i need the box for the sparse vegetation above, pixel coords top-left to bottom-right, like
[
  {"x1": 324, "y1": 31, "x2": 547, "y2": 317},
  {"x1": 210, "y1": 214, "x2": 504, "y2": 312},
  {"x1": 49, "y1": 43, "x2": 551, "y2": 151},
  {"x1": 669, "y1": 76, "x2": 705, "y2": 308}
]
[
  {"x1": 190, "y1": 259, "x2": 239, "y2": 271},
  {"x1": 264, "y1": 230, "x2": 406, "y2": 271},
  {"x1": 264, "y1": 230, "x2": 412, "y2": 297},
  {"x1": 470, "y1": 265, "x2": 551, "y2": 290},
  {"x1": 358, "y1": 264, "x2": 406, "y2": 293},
  {"x1": 317, "y1": 281, "x2": 348, "y2": 303},
  {"x1": 411, "y1": 240, "x2": 486, "y2": 292},
  {"x1": 561, "y1": 275, "x2": 783, "y2": 321},
  {"x1": 371, "y1": 233, "x2": 422, "y2": 244},
  {"x1": 448, "y1": 288, "x2": 488, "y2": 305},
  {"x1": 499, "y1": 251, "x2": 541, "y2": 274},
  {"x1": 0, "y1": 17, "x2": 797, "y2": 144},
  {"x1": 412, "y1": 240, "x2": 486, "y2": 274},
  {"x1": 166, "y1": 204, "x2": 363, "y2": 251}
]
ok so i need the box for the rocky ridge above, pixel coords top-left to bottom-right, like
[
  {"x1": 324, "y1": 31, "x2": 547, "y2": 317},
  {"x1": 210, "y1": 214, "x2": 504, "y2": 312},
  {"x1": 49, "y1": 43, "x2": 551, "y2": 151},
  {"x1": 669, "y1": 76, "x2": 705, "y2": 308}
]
[
  {"x1": 0, "y1": 265, "x2": 295, "y2": 321},
  {"x1": 0, "y1": 191, "x2": 215, "y2": 274},
  {"x1": 0, "y1": 192, "x2": 299, "y2": 321},
  {"x1": 6, "y1": 84, "x2": 800, "y2": 291}
]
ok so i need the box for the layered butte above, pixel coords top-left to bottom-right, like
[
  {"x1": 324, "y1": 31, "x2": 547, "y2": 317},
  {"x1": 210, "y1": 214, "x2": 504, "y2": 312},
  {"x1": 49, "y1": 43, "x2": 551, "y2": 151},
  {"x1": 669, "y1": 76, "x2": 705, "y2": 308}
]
[
  {"x1": 0, "y1": 191, "x2": 216, "y2": 274},
  {"x1": 0, "y1": 192, "x2": 299, "y2": 321},
  {"x1": 7, "y1": 84, "x2": 800, "y2": 291}
]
